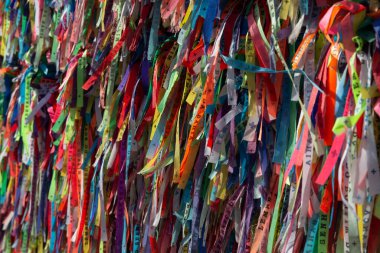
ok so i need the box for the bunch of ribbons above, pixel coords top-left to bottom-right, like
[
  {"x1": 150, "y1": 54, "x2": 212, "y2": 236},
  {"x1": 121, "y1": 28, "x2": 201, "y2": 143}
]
[{"x1": 0, "y1": 0, "x2": 380, "y2": 252}]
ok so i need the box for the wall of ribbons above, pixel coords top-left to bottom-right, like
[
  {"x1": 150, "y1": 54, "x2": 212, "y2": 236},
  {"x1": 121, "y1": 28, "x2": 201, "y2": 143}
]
[{"x1": 0, "y1": 0, "x2": 380, "y2": 252}]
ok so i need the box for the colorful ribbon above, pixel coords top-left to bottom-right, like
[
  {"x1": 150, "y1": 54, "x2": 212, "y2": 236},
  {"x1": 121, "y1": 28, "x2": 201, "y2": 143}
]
[{"x1": 0, "y1": 0, "x2": 380, "y2": 252}]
